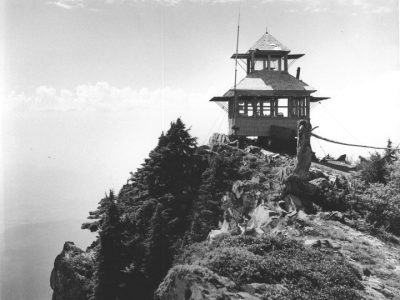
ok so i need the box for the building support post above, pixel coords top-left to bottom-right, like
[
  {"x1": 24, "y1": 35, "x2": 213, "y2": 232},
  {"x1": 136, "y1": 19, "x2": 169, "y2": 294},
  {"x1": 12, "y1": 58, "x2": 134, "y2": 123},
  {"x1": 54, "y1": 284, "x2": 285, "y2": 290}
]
[
  {"x1": 251, "y1": 52, "x2": 255, "y2": 72},
  {"x1": 284, "y1": 55, "x2": 288, "y2": 72}
]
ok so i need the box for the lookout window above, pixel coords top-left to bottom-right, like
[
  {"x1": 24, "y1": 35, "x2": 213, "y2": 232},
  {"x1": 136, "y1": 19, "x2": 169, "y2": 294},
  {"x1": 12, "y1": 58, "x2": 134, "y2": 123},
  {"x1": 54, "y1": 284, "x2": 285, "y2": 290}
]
[
  {"x1": 291, "y1": 97, "x2": 307, "y2": 118},
  {"x1": 261, "y1": 101, "x2": 271, "y2": 116},
  {"x1": 247, "y1": 102, "x2": 254, "y2": 117},
  {"x1": 277, "y1": 98, "x2": 288, "y2": 117},
  {"x1": 238, "y1": 101, "x2": 245, "y2": 115}
]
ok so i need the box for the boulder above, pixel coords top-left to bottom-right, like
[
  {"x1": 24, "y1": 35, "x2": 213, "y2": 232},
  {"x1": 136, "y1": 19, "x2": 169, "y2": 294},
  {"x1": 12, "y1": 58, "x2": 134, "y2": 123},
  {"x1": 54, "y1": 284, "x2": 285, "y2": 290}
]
[
  {"x1": 50, "y1": 242, "x2": 95, "y2": 300},
  {"x1": 328, "y1": 175, "x2": 339, "y2": 186},
  {"x1": 247, "y1": 205, "x2": 280, "y2": 234},
  {"x1": 283, "y1": 175, "x2": 318, "y2": 213},
  {"x1": 250, "y1": 176, "x2": 260, "y2": 184},
  {"x1": 309, "y1": 168, "x2": 328, "y2": 180},
  {"x1": 232, "y1": 180, "x2": 245, "y2": 199},
  {"x1": 231, "y1": 180, "x2": 265, "y2": 217},
  {"x1": 319, "y1": 211, "x2": 346, "y2": 223},
  {"x1": 156, "y1": 265, "x2": 289, "y2": 300},
  {"x1": 285, "y1": 194, "x2": 303, "y2": 211},
  {"x1": 209, "y1": 133, "x2": 238, "y2": 147},
  {"x1": 304, "y1": 239, "x2": 340, "y2": 250},
  {"x1": 207, "y1": 219, "x2": 230, "y2": 241},
  {"x1": 244, "y1": 145, "x2": 263, "y2": 155},
  {"x1": 155, "y1": 265, "x2": 259, "y2": 300},
  {"x1": 241, "y1": 283, "x2": 288, "y2": 296},
  {"x1": 309, "y1": 177, "x2": 330, "y2": 190}
]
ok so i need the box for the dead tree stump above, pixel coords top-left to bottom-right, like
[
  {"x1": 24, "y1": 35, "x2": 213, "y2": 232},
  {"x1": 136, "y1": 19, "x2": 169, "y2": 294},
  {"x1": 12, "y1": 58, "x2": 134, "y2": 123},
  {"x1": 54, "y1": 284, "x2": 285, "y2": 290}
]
[
  {"x1": 294, "y1": 119, "x2": 312, "y2": 180},
  {"x1": 283, "y1": 120, "x2": 318, "y2": 214}
]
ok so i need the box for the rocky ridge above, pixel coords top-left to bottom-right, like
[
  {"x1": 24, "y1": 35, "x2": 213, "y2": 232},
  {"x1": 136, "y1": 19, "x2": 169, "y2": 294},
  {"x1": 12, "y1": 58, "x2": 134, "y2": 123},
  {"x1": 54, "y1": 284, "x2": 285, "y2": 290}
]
[
  {"x1": 155, "y1": 146, "x2": 400, "y2": 299},
  {"x1": 51, "y1": 143, "x2": 400, "y2": 299}
]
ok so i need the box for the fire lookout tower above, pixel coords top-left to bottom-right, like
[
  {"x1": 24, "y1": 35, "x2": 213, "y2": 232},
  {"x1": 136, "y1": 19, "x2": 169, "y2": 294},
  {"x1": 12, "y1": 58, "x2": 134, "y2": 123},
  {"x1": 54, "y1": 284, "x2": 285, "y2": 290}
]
[{"x1": 210, "y1": 29, "x2": 329, "y2": 154}]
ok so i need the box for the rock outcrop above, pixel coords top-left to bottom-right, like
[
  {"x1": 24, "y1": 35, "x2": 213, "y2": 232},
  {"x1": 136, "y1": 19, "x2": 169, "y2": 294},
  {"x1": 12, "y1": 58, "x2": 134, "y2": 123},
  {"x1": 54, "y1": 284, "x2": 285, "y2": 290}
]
[
  {"x1": 50, "y1": 242, "x2": 95, "y2": 300},
  {"x1": 155, "y1": 264, "x2": 287, "y2": 300},
  {"x1": 155, "y1": 265, "x2": 237, "y2": 300}
]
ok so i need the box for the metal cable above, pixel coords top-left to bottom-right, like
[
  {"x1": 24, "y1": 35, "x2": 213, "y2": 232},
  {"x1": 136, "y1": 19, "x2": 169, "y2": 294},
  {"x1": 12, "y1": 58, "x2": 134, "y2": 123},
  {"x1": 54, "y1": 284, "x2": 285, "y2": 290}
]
[{"x1": 311, "y1": 132, "x2": 399, "y2": 151}]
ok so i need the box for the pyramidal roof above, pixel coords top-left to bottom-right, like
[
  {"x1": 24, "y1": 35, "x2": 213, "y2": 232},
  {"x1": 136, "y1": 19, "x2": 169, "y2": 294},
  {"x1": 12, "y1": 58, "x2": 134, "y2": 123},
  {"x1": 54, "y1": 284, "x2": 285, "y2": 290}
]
[{"x1": 248, "y1": 31, "x2": 290, "y2": 52}]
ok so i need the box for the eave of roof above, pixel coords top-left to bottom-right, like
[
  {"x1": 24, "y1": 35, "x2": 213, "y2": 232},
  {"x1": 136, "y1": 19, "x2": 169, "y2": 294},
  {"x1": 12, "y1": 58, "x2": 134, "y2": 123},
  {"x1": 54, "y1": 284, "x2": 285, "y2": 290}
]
[
  {"x1": 310, "y1": 96, "x2": 330, "y2": 102},
  {"x1": 230, "y1": 53, "x2": 304, "y2": 59},
  {"x1": 210, "y1": 93, "x2": 317, "y2": 102},
  {"x1": 231, "y1": 70, "x2": 315, "y2": 92}
]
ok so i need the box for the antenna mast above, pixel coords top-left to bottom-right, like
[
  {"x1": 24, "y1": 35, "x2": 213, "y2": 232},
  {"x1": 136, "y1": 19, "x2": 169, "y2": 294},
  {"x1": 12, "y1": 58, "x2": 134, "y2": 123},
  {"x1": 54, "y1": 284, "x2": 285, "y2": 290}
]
[
  {"x1": 233, "y1": 7, "x2": 241, "y2": 126},
  {"x1": 234, "y1": 10, "x2": 240, "y2": 91}
]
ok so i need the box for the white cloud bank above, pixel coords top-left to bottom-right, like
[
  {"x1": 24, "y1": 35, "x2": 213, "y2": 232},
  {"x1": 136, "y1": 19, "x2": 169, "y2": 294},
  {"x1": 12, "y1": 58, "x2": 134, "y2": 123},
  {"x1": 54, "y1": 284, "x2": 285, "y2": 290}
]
[
  {"x1": 6, "y1": 82, "x2": 217, "y2": 112},
  {"x1": 47, "y1": 0, "x2": 397, "y2": 14}
]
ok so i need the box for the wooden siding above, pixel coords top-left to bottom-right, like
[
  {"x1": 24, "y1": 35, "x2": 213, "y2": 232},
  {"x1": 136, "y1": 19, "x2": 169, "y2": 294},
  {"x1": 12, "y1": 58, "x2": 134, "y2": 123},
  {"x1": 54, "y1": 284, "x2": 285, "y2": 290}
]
[{"x1": 229, "y1": 117, "x2": 299, "y2": 136}]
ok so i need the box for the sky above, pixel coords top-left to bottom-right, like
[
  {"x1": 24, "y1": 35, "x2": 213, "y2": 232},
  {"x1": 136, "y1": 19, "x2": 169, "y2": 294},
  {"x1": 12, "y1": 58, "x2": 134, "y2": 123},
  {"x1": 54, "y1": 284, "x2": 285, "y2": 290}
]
[{"x1": 0, "y1": 0, "x2": 399, "y2": 225}]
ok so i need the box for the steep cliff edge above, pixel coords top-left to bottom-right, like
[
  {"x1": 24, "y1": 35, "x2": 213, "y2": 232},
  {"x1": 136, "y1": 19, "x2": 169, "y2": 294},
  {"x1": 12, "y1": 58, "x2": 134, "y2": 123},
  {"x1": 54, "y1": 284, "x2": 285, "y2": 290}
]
[{"x1": 50, "y1": 242, "x2": 95, "y2": 300}]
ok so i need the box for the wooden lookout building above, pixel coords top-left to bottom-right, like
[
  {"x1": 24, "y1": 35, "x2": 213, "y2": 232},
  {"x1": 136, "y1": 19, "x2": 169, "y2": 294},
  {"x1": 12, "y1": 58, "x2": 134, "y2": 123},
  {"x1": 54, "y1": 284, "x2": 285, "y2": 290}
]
[{"x1": 210, "y1": 29, "x2": 329, "y2": 153}]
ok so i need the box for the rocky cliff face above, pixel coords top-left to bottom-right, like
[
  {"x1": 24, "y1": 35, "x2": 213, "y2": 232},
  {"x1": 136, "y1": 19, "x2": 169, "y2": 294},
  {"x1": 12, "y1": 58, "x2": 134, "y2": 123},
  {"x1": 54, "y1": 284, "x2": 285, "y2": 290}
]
[{"x1": 50, "y1": 242, "x2": 95, "y2": 300}]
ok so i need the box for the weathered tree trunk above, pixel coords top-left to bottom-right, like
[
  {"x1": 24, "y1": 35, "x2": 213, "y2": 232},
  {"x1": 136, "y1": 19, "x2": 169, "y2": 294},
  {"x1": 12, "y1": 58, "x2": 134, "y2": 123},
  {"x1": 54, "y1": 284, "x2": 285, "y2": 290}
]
[
  {"x1": 283, "y1": 120, "x2": 317, "y2": 214},
  {"x1": 293, "y1": 119, "x2": 312, "y2": 180}
]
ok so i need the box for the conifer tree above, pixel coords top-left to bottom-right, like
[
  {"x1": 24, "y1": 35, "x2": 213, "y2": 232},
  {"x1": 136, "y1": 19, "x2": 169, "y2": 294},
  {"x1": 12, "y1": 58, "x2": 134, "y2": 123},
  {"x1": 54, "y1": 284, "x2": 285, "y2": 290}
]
[
  {"x1": 359, "y1": 152, "x2": 389, "y2": 184},
  {"x1": 142, "y1": 203, "x2": 171, "y2": 291},
  {"x1": 114, "y1": 119, "x2": 203, "y2": 299},
  {"x1": 94, "y1": 191, "x2": 123, "y2": 300},
  {"x1": 133, "y1": 118, "x2": 201, "y2": 239},
  {"x1": 81, "y1": 193, "x2": 111, "y2": 232},
  {"x1": 87, "y1": 119, "x2": 206, "y2": 300},
  {"x1": 137, "y1": 118, "x2": 198, "y2": 197},
  {"x1": 385, "y1": 139, "x2": 397, "y2": 164},
  {"x1": 188, "y1": 151, "x2": 243, "y2": 242}
]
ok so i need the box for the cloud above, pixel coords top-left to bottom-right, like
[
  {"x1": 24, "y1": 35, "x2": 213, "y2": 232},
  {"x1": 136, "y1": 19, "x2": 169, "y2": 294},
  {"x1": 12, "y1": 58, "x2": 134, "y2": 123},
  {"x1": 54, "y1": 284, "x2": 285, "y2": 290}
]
[
  {"x1": 349, "y1": 0, "x2": 395, "y2": 14},
  {"x1": 48, "y1": 0, "x2": 85, "y2": 9},
  {"x1": 282, "y1": 0, "x2": 396, "y2": 14},
  {"x1": 46, "y1": 0, "x2": 396, "y2": 14},
  {"x1": 47, "y1": 0, "x2": 239, "y2": 8},
  {"x1": 6, "y1": 82, "x2": 217, "y2": 112}
]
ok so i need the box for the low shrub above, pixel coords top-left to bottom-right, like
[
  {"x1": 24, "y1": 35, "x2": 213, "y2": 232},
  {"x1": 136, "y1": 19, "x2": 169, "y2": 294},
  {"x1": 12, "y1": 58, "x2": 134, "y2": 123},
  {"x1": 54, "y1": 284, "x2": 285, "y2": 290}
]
[
  {"x1": 179, "y1": 235, "x2": 363, "y2": 299},
  {"x1": 347, "y1": 182, "x2": 400, "y2": 236},
  {"x1": 316, "y1": 182, "x2": 350, "y2": 212}
]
